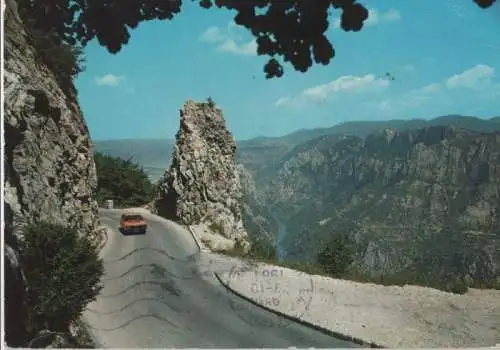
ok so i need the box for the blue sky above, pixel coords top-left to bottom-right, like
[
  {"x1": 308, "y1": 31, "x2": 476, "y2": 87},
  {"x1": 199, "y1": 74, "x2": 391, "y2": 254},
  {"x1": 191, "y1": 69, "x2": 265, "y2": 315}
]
[{"x1": 75, "y1": 0, "x2": 500, "y2": 141}]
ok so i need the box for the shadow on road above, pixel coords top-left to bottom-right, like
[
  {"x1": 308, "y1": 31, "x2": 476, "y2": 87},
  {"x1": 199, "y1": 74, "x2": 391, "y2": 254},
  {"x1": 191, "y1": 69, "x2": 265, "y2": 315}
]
[{"x1": 118, "y1": 227, "x2": 147, "y2": 236}]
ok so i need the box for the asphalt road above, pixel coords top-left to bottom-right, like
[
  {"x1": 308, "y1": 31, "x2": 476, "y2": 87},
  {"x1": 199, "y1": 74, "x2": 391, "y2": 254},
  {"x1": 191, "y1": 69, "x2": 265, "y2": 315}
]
[{"x1": 83, "y1": 208, "x2": 359, "y2": 348}]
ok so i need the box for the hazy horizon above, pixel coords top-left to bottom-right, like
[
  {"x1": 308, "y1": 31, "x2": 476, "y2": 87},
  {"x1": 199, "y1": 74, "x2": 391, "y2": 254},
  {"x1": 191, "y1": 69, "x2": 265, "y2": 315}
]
[{"x1": 91, "y1": 113, "x2": 500, "y2": 142}]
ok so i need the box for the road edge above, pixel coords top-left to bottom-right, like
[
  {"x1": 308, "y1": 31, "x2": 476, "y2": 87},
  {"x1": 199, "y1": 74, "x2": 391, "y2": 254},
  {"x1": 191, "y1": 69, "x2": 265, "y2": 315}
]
[
  {"x1": 187, "y1": 225, "x2": 212, "y2": 252},
  {"x1": 213, "y1": 271, "x2": 386, "y2": 349},
  {"x1": 96, "y1": 225, "x2": 109, "y2": 253},
  {"x1": 187, "y1": 225, "x2": 202, "y2": 251},
  {"x1": 80, "y1": 219, "x2": 110, "y2": 348}
]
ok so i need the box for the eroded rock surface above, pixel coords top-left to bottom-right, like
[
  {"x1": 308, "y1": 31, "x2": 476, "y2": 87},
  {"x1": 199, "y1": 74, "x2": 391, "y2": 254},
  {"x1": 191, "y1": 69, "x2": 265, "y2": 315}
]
[
  {"x1": 4, "y1": 0, "x2": 102, "y2": 244},
  {"x1": 155, "y1": 100, "x2": 249, "y2": 251},
  {"x1": 4, "y1": 0, "x2": 104, "y2": 345}
]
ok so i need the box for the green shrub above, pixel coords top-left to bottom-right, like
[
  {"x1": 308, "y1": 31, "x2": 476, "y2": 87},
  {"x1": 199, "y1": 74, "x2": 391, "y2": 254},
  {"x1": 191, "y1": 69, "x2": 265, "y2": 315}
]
[
  {"x1": 218, "y1": 239, "x2": 248, "y2": 257},
  {"x1": 94, "y1": 152, "x2": 155, "y2": 208},
  {"x1": 217, "y1": 234, "x2": 278, "y2": 261},
  {"x1": 316, "y1": 234, "x2": 355, "y2": 278},
  {"x1": 207, "y1": 97, "x2": 216, "y2": 108},
  {"x1": 446, "y1": 277, "x2": 469, "y2": 295},
  {"x1": 19, "y1": 222, "x2": 104, "y2": 333},
  {"x1": 472, "y1": 279, "x2": 500, "y2": 290},
  {"x1": 208, "y1": 221, "x2": 225, "y2": 235},
  {"x1": 247, "y1": 237, "x2": 276, "y2": 261}
]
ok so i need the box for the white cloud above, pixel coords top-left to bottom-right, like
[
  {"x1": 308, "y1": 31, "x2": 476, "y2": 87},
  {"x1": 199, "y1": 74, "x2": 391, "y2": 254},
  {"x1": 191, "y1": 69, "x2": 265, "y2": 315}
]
[
  {"x1": 365, "y1": 8, "x2": 401, "y2": 26},
  {"x1": 274, "y1": 97, "x2": 291, "y2": 107},
  {"x1": 383, "y1": 9, "x2": 402, "y2": 21},
  {"x1": 302, "y1": 74, "x2": 390, "y2": 101},
  {"x1": 445, "y1": 64, "x2": 495, "y2": 90},
  {"x1": 274, "y1": 73, "x2": 391, "y2": 108},
  {"x1": 333, "y1": 8, "x2": 400, "y2": 29},
  {"x1": 199, "y1": 26, "x2": 227, "y2": 43},
  {"x1": 376, "y1": 64, "x2": 498, "y2": 114},
  {"x1": 403, "y1": 83, "x2": 443, "y2": 107},
  {"x1": 217, "y1": 38, "x2": 257, "y2": 56},
  {"x1": 420, "y1": 83, "x2": 442, "y2": 94},
  {"x1": 199, "y1": 21, "x2": 257, "y2": 56},
  {"x1": 94, "y1": 74, "x2": 124, "y2": 87}
]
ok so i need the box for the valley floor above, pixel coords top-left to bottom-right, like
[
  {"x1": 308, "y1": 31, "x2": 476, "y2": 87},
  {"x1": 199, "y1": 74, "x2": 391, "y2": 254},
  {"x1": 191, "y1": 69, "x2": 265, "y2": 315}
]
[{"x1": 213, "y1": 257, "x2": 500, "y2": 348}]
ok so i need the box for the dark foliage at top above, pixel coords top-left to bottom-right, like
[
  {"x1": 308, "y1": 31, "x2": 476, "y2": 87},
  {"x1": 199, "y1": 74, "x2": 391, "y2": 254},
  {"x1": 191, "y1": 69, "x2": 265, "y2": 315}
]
[
  {"x1": 17, "y1": 0, "x2": 86, "y2": 95},
  {"x1": 17, "y1": 0, "x2": 497, "y2": 79}
]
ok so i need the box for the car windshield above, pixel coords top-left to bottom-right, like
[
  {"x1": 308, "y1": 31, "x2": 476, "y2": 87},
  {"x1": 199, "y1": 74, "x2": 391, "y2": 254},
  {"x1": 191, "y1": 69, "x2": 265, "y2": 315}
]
[{"x1": 124, "y1": 215, "x2": 142, "y2": 221}]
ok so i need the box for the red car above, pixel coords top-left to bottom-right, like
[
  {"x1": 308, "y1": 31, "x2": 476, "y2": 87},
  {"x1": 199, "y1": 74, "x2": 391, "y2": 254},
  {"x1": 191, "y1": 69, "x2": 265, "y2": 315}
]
[{"x1": 119, "y1": 213, "x2": 147, "y2": 235}]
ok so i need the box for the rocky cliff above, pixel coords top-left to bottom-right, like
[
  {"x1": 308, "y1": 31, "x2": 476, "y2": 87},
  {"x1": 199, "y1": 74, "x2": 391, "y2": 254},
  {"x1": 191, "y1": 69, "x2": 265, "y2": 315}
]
[
  {"x1": 248, "y1": 125, "x2": 500, "y2": 289},
  {"x1": 4, "y1": 0, "x2": 101, "y2": 243},
  {"x1": 4, "y1": 0, "x2": 102, "y2": 345},
  {"x1": 155, "y1": 100, "x2": 249, "y2": 252}
]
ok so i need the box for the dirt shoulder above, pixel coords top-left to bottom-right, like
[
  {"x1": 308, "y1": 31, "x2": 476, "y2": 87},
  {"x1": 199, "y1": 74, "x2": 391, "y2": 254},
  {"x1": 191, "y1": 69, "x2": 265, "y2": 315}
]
[{"x1": 215, "y1": 259, "x2": 500, "y2": 348}]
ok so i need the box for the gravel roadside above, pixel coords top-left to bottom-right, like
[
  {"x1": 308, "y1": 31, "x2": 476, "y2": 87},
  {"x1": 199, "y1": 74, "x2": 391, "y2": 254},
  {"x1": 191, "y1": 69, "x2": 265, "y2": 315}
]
[{"x1": 214, "y1": 258, "x2": 500, "y2": 348}]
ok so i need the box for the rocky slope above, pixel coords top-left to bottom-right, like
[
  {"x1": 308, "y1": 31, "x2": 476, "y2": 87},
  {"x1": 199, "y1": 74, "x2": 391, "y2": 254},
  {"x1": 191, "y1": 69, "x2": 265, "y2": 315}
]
[
  {"x1": 238, "y1": 164, "x2": 277, "y2": 246},
  {"x1": 4, "y1": 0, "x2": 103, "y2": 345},
  {"x1": 154, "y1": 100, "x2": 250, "y2": 252},
  {"x1": 251, "y1": 126, "x2": 500, "y2": 289}
]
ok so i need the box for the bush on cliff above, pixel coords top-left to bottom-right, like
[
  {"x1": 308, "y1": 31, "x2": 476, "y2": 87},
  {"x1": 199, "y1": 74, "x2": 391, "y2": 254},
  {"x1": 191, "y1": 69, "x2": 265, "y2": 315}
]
[
  {"x1": 17, "y1": 0, "x2": 85, "y2": 95},
  {"x1": 247, "y1": 237, "x2": 277, "y2": 261},
  {"x1": 94, "y1": 151, "x2": 155, "y2": 207},
  {"x1": 206, "y1": 96, "x2": 216, "y2": 108},
  {"x1": 316, "y1": 234, "x2": 355, "y2": 277},
  {"x1": 19, "y1": 221, "x2": 104, "y2": 333}
]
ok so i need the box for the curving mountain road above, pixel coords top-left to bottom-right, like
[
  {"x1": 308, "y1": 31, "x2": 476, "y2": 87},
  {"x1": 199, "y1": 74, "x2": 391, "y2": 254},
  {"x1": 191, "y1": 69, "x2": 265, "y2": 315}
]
[{"x1": 82, "y1": 208, "x2": 359, "y2": 348}]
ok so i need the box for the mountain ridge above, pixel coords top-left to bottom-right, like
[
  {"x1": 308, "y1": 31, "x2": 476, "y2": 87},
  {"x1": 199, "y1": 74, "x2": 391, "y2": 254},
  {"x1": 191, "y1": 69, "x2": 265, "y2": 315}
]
[{"x1": 94, "y1": 115, "x2": 500, "y2": 182}]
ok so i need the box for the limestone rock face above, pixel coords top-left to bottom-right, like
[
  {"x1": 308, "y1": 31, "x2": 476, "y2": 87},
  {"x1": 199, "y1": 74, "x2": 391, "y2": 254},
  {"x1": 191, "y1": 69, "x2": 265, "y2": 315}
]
[
  {"x1": 4, "y1": 0, "x2": 102, "y2": 244},
  {"x1": 155, "y1": 100, "x2": 249, "y2": 251}
]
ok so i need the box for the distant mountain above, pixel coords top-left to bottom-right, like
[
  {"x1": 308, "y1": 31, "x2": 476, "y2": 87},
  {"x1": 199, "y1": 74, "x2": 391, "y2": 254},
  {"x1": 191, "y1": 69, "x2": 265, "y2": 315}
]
[
  {"x1": 244, "y1": 125, "x2": 500, "y2": 289},
  {"x1": 93, "y1": 139, "x2": 175, "y2": 181},
  {"x1": 94, "y1": 115, "x2": 500, "y2": 182}
]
